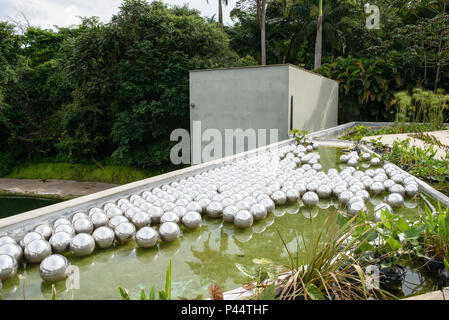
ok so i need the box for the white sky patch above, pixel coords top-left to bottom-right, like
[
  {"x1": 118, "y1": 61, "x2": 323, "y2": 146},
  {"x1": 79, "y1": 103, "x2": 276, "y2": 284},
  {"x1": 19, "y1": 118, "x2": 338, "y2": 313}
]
[{"x1": 0, "y1": 0, "x2": 238, "y2": 30}]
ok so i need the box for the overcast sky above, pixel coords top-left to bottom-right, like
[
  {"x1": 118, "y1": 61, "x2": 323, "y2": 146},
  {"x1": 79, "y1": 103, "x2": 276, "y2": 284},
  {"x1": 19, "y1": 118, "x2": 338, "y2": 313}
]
[{"x1": 0, "y1": 0, "x2": 239, "y2": 30}]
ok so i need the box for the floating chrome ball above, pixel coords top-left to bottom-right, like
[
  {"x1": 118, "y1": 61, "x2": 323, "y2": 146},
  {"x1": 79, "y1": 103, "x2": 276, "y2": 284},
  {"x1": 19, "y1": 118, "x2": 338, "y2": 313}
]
[
  {"x1": 186, "y1": 201, "x2": 202, "y2": 214},
  {"x1": 348, "y1": 201, "x2": 367, "y2": 216},
  {"x1": 90, "y1": 212, "x2": 109, "y2": 228},
  {"x1": 136, "y1": 227, "x2": 159, "y2": 248},
  {"x1": 54, "y1": 224, "x2": 75, "y2": 237},
  {"x1": 0, "y1": 243, "x2": 23, "y2": 263},
  {"x1": 173, "y1": 206, "x2": 187, "y2": 219},
  {"x1": 20, "y1": 231, "x2": 43, "y2": 248},
  {"x1": 0, "y1": 236, "x2": 16, "y2": 247},
  {"x1": 286, "y1": 189, "x2": 299, "y2": 202},
  {"x1": 108, "y1": 216, "x2": 129, "y2": 229},
  {"x1": 355, "y1": 190, "x2": 370, "y2": 203},
  {"x1": 182, "y1": 211, "x2": 203, "y2": 229},
  {"x1": 39, "y1": 254, "x2": 69, "y2": 282},
  {"x1": 340, "y1": 154, "x2": 349, "y2": 163},
  {"x1": 105, "y1": 207, "x2": 123, "y2": 218},
  {"x1": 250, "y1": 204, "x2": 267, "y2": 221},
  {"x1": 148, "y1": 206, "x2": 164, "y2": 224},
  {"x1": 92, "y1": 227, "x2": 115, "y2": 249},
  {"x1": 370, "y1": 157, "x2": 381, "y2": 166},
  {"x1": 49, "y1": 232, "x2": 72, "y2": 254},
  {"x1": 160, "y1": 211, "x2": 180, "y2": 224},
  {"x1": 389, "y1": 184, "x2": 405, "y2": 197},
  {"x1": 24, "y1": 239, "x2": 52, "y2": 263},
  {"x1": 0, "y1": 254, "x2": 18, "y2": 281},
  {"x1": 271, "y1": 190, "x2": 287, "y2": 205},
  {"x1": 234, "y1": 210, "x2": 254, "y2": 229},
  {"x1": 159, "y1": 222, "x2": 181, "y2": 242},
  {"x1": 370, "y1": 182, "x2": 385, "y2": 195},
  {"x1": 302, "y1": 191, "x2": 319, "y2": 207},
  {"x1": 198, "y1": 197, "x2": 211, "y2": 212},
  {"x1": 222, "y1": 205, "x2": 239, "y2": 222},
  {"x1": 70, "y1": 233, "x2": 95, "y2": 256},
  {"x1": 131, "y1": 211, "x2": 151, "y2": 229},
  {"x1": 206, "y1": 201, "x2": 223, "y2": 218},
  {"x1": 338, "y1": 191, "x2": 353, "y2": 205},
  {"x1": 386, "y1": 193, "x2": 404, "y2": 208},
  {"x1": 114, "y1": 222, "x2": 136, "y2": 243},
  {"x1": 53, "y1": 218, "x2": 71, "y2": 229},
  {"x1": 383, "y1": 179, "x2": 395, "y2": 189},
  {"x1": 405, "y1": 184, "x2": 419, "y2": 197},
  {"x1": 71, "y1": 212, "x2": 88, "y2": 223},
  {"x1": 235, "y1": 200, "x2": 250, "y2": 210},
  {"x1": 362, "y1": 153, "x2": 371, "y2": 161},
  {"x1": 72, "y1": 218, "x2": 93, "y2": 234},
  {"x1": 316, "y1": 185, "x2": 332, "y2": 199},
  {"x1": 259, "y1": 198, "x2": 275, "y2": 214},
  {"x1": 34, "y1": 224, "x2": 53, "y2": 240},
  {"x1": 347, "y1": 158, "x2": 358, "y2": 167}
]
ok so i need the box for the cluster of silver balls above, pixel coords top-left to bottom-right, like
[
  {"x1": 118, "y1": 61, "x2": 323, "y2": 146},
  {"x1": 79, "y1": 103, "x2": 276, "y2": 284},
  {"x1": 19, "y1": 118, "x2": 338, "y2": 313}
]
[{"x1": 0, "y1": 141, "x2": 421, "y2": 285}]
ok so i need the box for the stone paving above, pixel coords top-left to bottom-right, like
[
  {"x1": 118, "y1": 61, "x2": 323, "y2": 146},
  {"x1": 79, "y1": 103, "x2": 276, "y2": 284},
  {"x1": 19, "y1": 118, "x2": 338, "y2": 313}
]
[
  {"x1": 0, "y1": 178, "x2": 118, "y2": 198},
  {"x1": 361, "y1": 130, "x2": 449, "y2": 160}
]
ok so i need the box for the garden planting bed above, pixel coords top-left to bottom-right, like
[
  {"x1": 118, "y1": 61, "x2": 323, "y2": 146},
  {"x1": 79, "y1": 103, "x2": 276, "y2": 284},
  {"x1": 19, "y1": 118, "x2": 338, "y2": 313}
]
[{"x1": 0, "y1": 123, "x2": 448, "y2": 300}]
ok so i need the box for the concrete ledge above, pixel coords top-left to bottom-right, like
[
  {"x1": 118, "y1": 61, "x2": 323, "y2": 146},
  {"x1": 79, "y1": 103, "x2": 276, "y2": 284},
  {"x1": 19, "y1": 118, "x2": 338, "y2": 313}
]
[{"x1": 404, "y1": 287, "x2": 449, "y2": 300}]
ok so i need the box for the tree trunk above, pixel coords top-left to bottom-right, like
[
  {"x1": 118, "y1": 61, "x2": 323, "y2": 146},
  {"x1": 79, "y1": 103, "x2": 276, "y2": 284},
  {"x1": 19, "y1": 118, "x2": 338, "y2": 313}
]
[
  {"x1": 314, "y1": 15, "x2": 323, "y2": 69},
  {"x1": 314, "y1": 0, "x2": 323, "y2": 70},
  {"x1": 261, "y1": 10, "x2": 266, "y2": 65},
  {"x1": 218, "y1": 0, "x2": 223, "y2": 32},
  {"x1": 434, "y1": 1, "x2": 446, "y2": 92}
]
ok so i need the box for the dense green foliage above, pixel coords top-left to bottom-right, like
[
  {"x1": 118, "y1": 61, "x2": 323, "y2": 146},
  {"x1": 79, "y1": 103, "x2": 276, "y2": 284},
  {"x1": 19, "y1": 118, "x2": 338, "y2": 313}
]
[
  {"x1": 0, "y1": 0, "x2": 448, "y2": 181},
  {"x1": 0, "y1": 0, "x2": 253, "y2": 177}
]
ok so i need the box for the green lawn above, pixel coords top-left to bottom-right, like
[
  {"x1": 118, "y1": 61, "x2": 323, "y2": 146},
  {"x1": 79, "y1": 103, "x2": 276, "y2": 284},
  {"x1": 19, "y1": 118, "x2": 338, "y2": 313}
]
[{"x1": 5, "y1": 162, "x2": 169, "y2": 185}]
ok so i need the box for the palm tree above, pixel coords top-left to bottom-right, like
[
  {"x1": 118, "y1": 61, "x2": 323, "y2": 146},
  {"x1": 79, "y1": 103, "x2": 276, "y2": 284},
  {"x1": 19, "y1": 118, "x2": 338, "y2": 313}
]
[
  {"x1": 256, "y1": 0, "x2": 268, "y2": 65},
  {"x1": 207, "y1": 0, "x2": 228, "y2": 32},
  {"x1": 314, "y1": 0, "x2": 323, "y2": 69}
]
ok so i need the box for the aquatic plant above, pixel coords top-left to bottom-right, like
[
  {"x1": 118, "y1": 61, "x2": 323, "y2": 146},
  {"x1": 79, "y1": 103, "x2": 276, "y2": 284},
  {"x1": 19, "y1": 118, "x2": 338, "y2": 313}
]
[
  {"x1": 119, "y1": 260, "x2": 172, "y2": 300},
  {"x1": 270, "y1": 215, "x2": 387, "y2": 300}
]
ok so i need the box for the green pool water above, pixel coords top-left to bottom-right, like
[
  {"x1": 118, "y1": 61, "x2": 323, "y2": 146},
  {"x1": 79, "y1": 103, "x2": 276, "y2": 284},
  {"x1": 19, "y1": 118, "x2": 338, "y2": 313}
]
[
  {"x1": 0, "y1": 197, "x2": 61, "y2": 220},
  {"x1": 0, "y1": 147, "x2": 443, "y2": 300}
]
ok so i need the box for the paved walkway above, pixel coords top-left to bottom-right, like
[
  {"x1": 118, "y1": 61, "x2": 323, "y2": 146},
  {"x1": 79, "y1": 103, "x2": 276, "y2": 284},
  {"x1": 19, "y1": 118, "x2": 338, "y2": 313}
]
[
  {"x1": 361, "y1": 130, "x2": 449, "y2": 160},
  {"x1": 0, "y1": 178, "x2": 119, "y2": 198}
]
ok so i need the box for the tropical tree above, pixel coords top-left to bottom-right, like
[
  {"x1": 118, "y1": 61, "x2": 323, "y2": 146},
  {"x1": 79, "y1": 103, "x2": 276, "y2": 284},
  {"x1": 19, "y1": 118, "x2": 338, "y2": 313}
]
[
  {"x1": 314, "y1": 0, "x2": 323, "y2": 69},
  {"x1": 256, "y1": 0, "x2": 268, "y2": 65},
  {"x1": 207, "y1": 0, "x2": 229, "y2": 31}
]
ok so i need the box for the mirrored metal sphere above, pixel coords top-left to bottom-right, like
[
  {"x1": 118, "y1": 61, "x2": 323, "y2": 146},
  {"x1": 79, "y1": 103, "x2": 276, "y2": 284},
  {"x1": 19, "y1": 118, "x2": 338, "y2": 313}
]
[
  {"x1": 370, "y1": 157, "x2": 381, "y2": 166},
  {"x1": 302, "y1": 191, "x2": 319, "y2": 207},
  {"x1": 373, "y1": 203, "x2": 392, "y2": 222},
  {"x1": 108, "y1": 216, "x2": 129, "y2": 229},
  {"x1": 182, "y1": 211, "x2": 203, "y2": 229},
  {"x1": 53, "y1": 218, "x2": 71, "y2": 229},
  {"x1": 159, "y1": 222, "x2": 181, "y2": 242},
  {"x1": 250, "y1": 204, "x2": 267, "y2": 221},
  {"x1": 355, "y1": 190, "x2": 370, "y2": 203},
  {"x1": 92, "y1": 226, "x2": 115, "y2": 249},
  {"x1": 0, "y1": 254, "x2": 18, "y2": 280},
  {"x1": 72, "y1": 217, "x2": 94, "y2": 234},
  {"x1": 348, "y1": 201, "x2": 367, "y2": 216},
  {"x1": 24, "y1": 239, "x2": 52, "y2": 263},
  {"x1": 34, "y1": 224, "x2": 53, "y2": 240},
  {"x1": 148, "y1": 206, "x2": 164, "y2": 224},
  {"x1": 39, "y1": 254, "x2": 69, "y2": 282},
  {"x1": 131, "y1": 211, "x2": 151, "y2": 229},
  {"x1": 114, "y1": 222, "x2": 136, "y2": 243},
  {"x1": 286, "y1": 189, "x2": 299, "y2": 202},
  {"x1": 136, "y1": 227, "x2": 159, "y2": 248},
  {"x1": 20, "y1": 231, "x2": 43, "y2": 248},
  {"x1": 105, "y1": 207, "x2": 123, "y2": 218},
  {"x1": 160, "y1": 211, "x2": 179, "y2": 224},
  {"x1": 370, "y1": 182, "x2": 385, "y2": 195},
  {"x1": 71, "y1": 212, "x2": 88, "y2": 223},
  {"x1": 222, "y1": 205, "x2": 239, "y2": 222},
  {"x1": 70, "y1": 233, "x2": 95, "y2": 256},
  {"x1": 259, "y1": 198, "x2": 275, "y2": 214},
  {"x1": 386, "y1": 193, "x2": 404, "y2": 208},
  {"x1": 49, "y1": 232, "x2": 72, "y2": 254},
  {"x1": 206, "y1": 201, "x2": 223, "y2": 218},
  {"x1": 234, "y1": 210, "x2": 254, "y2": 229},
  {"x1": 0, "y1": 243, "x2": 23, "y2": 263},
  {"x1": 54, "y1": 224, "x2": 75, "y2": 238},
  {"x1": 405, "y1": 184, "x2": 419, "y2": 197},
  {"x1": 338, "y1": 191, "x2": 353, "y2": 205},
  {"x1": 90, "y1": 212, "x2": 109, "y2": 228},
  {"x1": 316, "y1": 185, "x2": 332, "y2": 199},
  {"x1": 0, "y1": 236, "x2": 16, "y2": 247},
  {"x1": 389, "y1": 184, "x2": 405, "y2": 197},
  {"x1": 186, "y1": 201, "x2": 202, "y2": 214},
  {"x1": 271, "y1": 190, "x2": 287, "y2": 205}
]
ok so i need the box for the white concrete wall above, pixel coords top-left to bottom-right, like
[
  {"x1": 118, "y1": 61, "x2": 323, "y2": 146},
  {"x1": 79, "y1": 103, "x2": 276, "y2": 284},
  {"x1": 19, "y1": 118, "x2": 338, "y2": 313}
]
[{"x1": 288, "y1": 66, "x2": 339, "y2": 132}]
